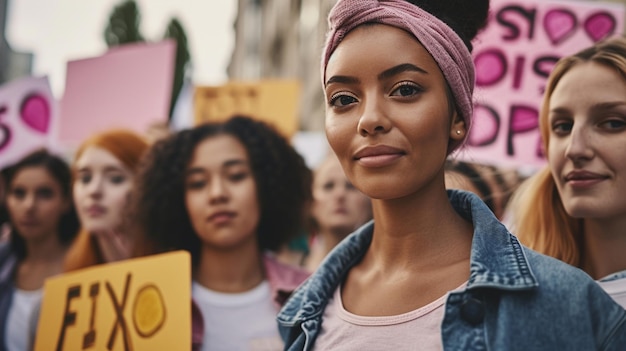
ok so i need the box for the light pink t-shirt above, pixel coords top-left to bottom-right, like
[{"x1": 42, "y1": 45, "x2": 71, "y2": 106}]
[{"x1": 313, "y1": 282, "x2": 467, "y2": 351}]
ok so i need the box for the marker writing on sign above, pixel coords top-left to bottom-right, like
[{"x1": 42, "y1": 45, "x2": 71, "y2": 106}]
[{"x1": 55, "y1": 274, "x2": 166, "y2": 351}]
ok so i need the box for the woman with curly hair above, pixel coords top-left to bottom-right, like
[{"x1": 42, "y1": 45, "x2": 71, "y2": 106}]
[
  {"x1": 132, "y1": 115, "x2": 311, "y2": 350},
  {"x1": 64, "y1": 129, "x2": 149, "y2": 271},
  {"x1": 0, "y1": 149, "x2": 79, "y2": 350},
  {"x1": 277, "y1": 0, "x2": 626, "y2": 349}
]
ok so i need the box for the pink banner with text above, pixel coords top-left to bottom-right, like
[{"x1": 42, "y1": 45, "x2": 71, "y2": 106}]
[{"x1": 457, "y1": 0, "x2": 625, "y2": 169}]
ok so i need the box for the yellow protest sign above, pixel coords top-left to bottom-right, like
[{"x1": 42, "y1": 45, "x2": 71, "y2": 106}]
[
  {"x1": 194, "y1": 80, "x2": 301, "y2": 138},
  {"x1": 34, "y1": 251, "x2": 191, "y2": 351}
]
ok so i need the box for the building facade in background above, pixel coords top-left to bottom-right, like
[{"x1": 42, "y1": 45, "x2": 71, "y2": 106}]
[
  {"x1": 0, "y1": 0, "x2": 32, "y2": 85},
  {"x1": 228, "y1": 0, "x2": 336, "y2": 132}
]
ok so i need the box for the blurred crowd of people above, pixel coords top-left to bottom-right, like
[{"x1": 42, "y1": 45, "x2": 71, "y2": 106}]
[{"x1": 2, "y1": 0, "x2": 626, "y2": 350}]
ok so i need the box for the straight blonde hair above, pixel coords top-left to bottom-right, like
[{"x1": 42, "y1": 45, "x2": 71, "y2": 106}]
[{"x1": 511, "y1": 36, "x2": 626, "y2": 267}]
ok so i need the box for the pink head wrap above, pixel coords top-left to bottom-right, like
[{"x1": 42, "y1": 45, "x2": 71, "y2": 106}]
[{"x1": 322, "y1": 0, "x2": 475, "y2": 132}]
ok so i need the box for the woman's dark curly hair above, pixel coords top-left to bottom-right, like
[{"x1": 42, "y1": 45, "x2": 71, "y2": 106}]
[
  {"x1": 132, "y1": 116, "x2": 312, "y2": 266},
  {"x1": 407, "y1": 0, "x2": 490, "y2": 52},
  {"x1": 3, "y1": 148, "x2": 80, "y2": 259}
]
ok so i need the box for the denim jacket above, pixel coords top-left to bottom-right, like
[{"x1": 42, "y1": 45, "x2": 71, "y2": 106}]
[{"x1": 277, "y1": 190, "x2": 626, "y2": 350}]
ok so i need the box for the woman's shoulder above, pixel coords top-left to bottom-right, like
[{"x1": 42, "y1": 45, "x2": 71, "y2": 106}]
[
  {"x1": 523, "y1": 246, "x2": 590, "y2": 281},
  {"x1": 0, "y1": 241, "x2": 16, "y2": 266},
  {"x1": 0, "y1": 241, "x2": 17, "y2": 285},
  {"x1": 522, "y1": 246, "x2": 624, "y2": 303},
  {"x1": 0, "y1": 241, "x2": 11, "y2": 256}
]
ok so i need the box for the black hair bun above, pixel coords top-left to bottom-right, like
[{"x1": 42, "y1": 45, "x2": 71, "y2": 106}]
[{"x1": 406, "y1": 0, "x2": 490, "y2": 52}]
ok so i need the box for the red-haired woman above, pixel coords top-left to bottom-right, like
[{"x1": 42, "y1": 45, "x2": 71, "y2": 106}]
[{"x1": 64, "y1": 129, "x2": 149, "y2": 271}]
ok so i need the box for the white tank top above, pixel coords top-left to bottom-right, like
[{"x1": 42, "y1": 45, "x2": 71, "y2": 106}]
[
  {"x1": 192, "y1": 280, "x2": 283, "y2": 351},
  {"x1": 5, "y1": 288, "x2": 42, "y2": 351}
]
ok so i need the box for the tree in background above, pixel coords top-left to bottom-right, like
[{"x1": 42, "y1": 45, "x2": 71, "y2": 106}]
[
  {"x1": 103, "y1": 0, "x2": 191, "y2": 121},
  {"x1": 163, "y1": 18, "x2": 191, "y2": 119},
  {"x1": 104, "y1": 0, "x2": 144, "y2": 46}
]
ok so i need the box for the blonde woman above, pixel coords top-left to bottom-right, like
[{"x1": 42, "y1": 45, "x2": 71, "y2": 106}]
[{"x1": 510, "y1": 37, "x2": 626, "y2": 307}]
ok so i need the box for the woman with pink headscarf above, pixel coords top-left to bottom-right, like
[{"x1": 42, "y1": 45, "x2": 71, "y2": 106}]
[{"x1": 277, "y1": 0, "x2": 626, "y2": 349}]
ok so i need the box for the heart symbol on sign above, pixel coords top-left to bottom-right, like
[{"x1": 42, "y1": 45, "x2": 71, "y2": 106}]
[
  {"x1": 543, "y1": 9, "x2": 577, "y2": 45},
  {"x1": 584, "y1": 12, "x2": 616, "y2": 42},
  {"x1": 474, "y1": 49, "x2": 507, "y2": 87},
  {"x1": 20, "y1": 93, "x2": 50, "y2": 133}
]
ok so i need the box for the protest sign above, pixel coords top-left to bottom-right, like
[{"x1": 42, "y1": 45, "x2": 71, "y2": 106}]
[
  {"x1": 34, "y1": 251, "x2": 191, "y2": 351},
  {"x1": 58, "y1": 40, "x2": 175, "y2": 148},
  {"x1": 460, "y1": 0, "x2": 625, "y2": 168},
  {"x1": 0, "y1": 76, "x2": 57, "y2": 168},
  {"x1": 194, "y1": 80, "x2": 300, "y2": 138}
]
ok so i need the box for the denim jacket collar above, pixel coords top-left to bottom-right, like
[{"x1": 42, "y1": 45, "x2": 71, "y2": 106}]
[{"x1": 277, "y1": 190, "x2": 538, "y2": 326}]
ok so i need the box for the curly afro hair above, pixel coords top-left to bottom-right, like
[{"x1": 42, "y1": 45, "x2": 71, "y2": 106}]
[
  {"x1": 132, "y1": 116, "x2": 312, "y2": 266},
  {"x1": 406, "y1": 0, "x2": 490, "y2": 52}
]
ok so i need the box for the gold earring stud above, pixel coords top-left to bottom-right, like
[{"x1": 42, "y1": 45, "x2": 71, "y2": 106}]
[{"x1": 456, "y1": 130, "x2": 462, "y2": 135}]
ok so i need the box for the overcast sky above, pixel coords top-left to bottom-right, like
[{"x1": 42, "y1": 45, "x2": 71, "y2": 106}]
[{"x1": 6, "y1": 0, "x2": 237, "y2": 98}]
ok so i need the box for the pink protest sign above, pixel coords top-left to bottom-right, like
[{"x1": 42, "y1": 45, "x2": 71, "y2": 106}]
[
  {"x1": 59, "y1": 40, "x2": 175, "y2": 148},
  {"x1": 458, "y1": 0, "x2": 625, "y2": 169},
  {"x1": 0, "y1": 76, "x2": 58, "y2": 169}
]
